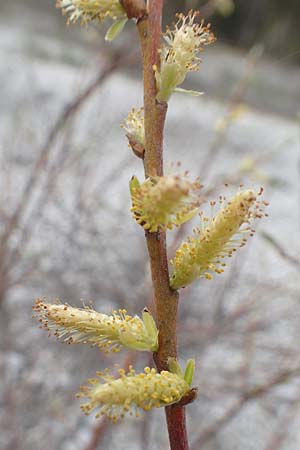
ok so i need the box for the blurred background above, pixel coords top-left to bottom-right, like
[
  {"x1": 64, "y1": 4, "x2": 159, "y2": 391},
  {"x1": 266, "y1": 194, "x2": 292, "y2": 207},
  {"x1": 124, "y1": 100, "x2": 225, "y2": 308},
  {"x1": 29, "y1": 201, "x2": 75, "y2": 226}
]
[{"x1": 0, "y1": 1, "x2": 300, "y2": 449}]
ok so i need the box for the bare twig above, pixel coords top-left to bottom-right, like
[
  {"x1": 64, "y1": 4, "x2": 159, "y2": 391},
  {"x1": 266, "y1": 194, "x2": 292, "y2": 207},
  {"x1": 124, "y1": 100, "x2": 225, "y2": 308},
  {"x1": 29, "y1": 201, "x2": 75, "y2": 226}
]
[
  {"x1": 200, "y1": 44, "x2": 263, "y2": 180},
  {"x1": 0, "y1": 55, "x2": 121, "y2": 251},
  {"x1": 191, "y1": 367, "x2": 300, "y2": 449},
  {"x1": 0, "y1": 51, "x2": 129, "y2": 305},
  {"x1": 263, "y1": 399, "x2": 300, "y2": 450},
  {"x1": 261, "y1": 231, "x2": 300, "y2": 269},
  {"x1": 83, "y1": 418, "x2": 109, "y2": 450}
]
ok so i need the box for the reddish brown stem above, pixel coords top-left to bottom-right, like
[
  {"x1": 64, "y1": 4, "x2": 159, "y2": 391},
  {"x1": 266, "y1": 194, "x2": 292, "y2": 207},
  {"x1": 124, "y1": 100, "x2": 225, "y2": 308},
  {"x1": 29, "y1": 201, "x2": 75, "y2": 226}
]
[
  {"x1": 120, "y1": 0, "x2": 147, "y2": 19},
  {"x1": 166, "y1": 406, "x2": 188, "y2": 449},
  {"x1": 121, "y1": 0, "x2": 190, "y2": 449},
  {"x1": 121, "y1": 0, "x2": 191, "y2": 447}
]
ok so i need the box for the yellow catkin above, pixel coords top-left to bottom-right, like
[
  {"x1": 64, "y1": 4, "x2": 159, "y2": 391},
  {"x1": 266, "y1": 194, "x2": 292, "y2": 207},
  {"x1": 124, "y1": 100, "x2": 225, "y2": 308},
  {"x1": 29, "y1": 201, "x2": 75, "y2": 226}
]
[
  {"x1": 33, "y1": 299, "x2": 158, "y2": 353},
  {"x1": 155, "y1": 11, "x2": 215, "y2": 101},
  {"x1": 56, "y1": 0, "x2": 126, "y2": 25},
  {"x1": 170, "y1": 189, "x2": 267, "y2": 289},
  {"x1": 130, "y1": 175, "x2": 201, "y2": 232},
  {"x1": 77, "y1": 366, "x2": 190, "y2": 422}
]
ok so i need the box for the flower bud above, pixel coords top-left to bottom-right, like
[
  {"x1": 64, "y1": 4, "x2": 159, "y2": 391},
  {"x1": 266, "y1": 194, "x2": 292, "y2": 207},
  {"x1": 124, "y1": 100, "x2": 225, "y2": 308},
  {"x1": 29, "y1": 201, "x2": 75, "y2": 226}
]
[
  {"x1": 33, "y1": 299, "x2": 158, "y2": 353},
  {"x1": 122, "y1": 107, "x2": 145, "y2": 147}
]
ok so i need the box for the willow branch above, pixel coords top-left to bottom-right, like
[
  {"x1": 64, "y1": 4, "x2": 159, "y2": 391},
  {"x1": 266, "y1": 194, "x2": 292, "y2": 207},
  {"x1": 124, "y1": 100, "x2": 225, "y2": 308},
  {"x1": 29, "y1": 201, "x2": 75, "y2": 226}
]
[{"x1": 120, "y1": 1, "x2": 190, "y2": 449}]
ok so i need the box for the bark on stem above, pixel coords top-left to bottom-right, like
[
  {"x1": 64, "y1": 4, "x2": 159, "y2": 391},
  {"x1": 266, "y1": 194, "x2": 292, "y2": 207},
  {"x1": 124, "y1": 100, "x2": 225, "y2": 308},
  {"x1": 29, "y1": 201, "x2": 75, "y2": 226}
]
[
  {"x1": 134, "y1": 1, "x2": 189, "y2": 449},
  {"x1": 121, "y1": 1, "x2": 190, "y2": 447}
]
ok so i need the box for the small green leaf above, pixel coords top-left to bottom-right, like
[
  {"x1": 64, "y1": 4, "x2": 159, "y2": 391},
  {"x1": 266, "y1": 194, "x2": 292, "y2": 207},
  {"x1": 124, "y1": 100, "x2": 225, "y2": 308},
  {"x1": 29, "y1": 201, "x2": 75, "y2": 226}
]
[
  {"x1": 168, "y1": 357, "x2": 183, "y2": 377},
  {"x1": 105, "y1": 18, "x2": 128, "y2": 42},
  {"x1": 155, "y1": 63, "x2": 179, "y2": 102},
  {"x1": 129, "y1": 176, "x2": 141, "y2": 196},
  {"x1": 142, "y1": 308, "x2": 159, "y2": 351},
  {"x1": 174, "y1": 88, "x2": 203, "y2": 97},
  {"x1": 184, "y1": 359, "x2": 195, "y2": 386}
]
